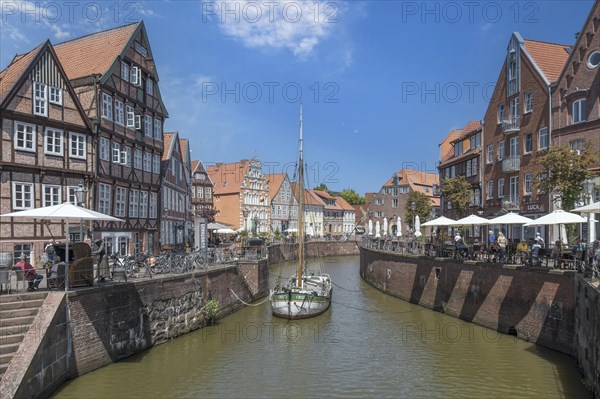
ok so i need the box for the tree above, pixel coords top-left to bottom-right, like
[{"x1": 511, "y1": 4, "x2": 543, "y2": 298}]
[
  {"x1": 535, "y1": 143, "x2": 599, "y2": 212},
  {"x1": 340, "y1": 188, "x2": 365, "y2": 205},
  {"x1": 313, "y1": 183, "x2": 329, "y2": 192},
  {"x1": 440, "y1": 175, "x2": 472, "y2": 218},
  {"x1": 405, "y1": 191, "x2": 432, "y2": 229}
]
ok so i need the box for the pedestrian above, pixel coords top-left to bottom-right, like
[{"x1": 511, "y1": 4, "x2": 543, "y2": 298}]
[
  {"x1": 497, "y1": 232, "x2": 508, "y2": 262},
  {"x1": 488, "y1": 230, "x2": 496, "y2": 246},
  {"x1": 15, "y1": 255, "x2": 43, "y2": 291},
  {"x1": 535, "y1": 232, "x2": 545, "y2": 248},
  {"x1": 530, "y1": 239, "x2": 542, "y2": 267}
]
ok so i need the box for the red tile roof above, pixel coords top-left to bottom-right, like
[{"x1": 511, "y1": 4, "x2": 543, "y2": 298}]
[
  {"x1": 0, "y1": 44, "x2": 42, "y2": 105},
  {"x1": 523, "y1": 39, "x2": 571, "y2": 83},
  {"x1": 336, "y1": 196, "x2": 355, "y2": 211},
  {"x1": 439, "y1": 128, "x2": 463, "y2": 163},
  {"x1": 54, "y1": 22, "x2": 139, "y2": 80},
  {"x1": 266, "y1": 173, "x2": 287, "y2": 200},
  {"x1": 162, "y1": 133, "x2": 174, "y2": 161},
  {"x1": 207, "y1": 161, "x2": 251, "y2": 195}
]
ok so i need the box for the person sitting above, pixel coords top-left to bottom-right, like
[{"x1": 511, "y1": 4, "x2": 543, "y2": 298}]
[
  {"x1": 571, "y1": 237, "x2": 585, "y2": 262},
  {"x1": 497, "y1": 232, "x2": 508, "y2": 262},
  {"x1": 530, "y1": 239, "x2": 542, "y2": 267},
  {"x1": 454, "y1": 234, "x2": 468, "y2": 259},
  {"x1": 15, "y1": 255, "x2": 43, "y2": 291},
  {"x1": 47, "y1": 256, "x2": 66, "y2": 289},
  {"x1": 516, "y1": 240, "x2": 529, "y2": 264},
  {"x1": 535, "y1": 232, "x2": 545, "y2": 248}
]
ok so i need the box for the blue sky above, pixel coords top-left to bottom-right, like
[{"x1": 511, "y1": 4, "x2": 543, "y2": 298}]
[{"x1": 0, "y1": 0, "x2": 594, "y2": 195}]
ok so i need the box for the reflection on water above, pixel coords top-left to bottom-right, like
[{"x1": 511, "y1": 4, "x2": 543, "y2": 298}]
[{"x1": 54, "y1": 256, "x2": 591, "y2": 399}]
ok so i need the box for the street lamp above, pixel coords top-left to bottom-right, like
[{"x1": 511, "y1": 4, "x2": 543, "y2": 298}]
[
  {"x1": 243, "y1": 208, "x2": 249, "y2": 231},
  {"x1": 75, "y1": 184, "x2": 87, "y2": 242},
  {"x1": 583, "y1": 177, "x2": 596, "y2": 244}
]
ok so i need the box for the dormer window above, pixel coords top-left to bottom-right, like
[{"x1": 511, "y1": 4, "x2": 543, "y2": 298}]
[{"x1": 454, "y1": 141, "x2": 462, "y2": 157}]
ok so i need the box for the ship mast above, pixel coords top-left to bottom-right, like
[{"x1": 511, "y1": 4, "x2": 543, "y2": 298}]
[{"x1": 297, "y1": 105, "x2": 304, "y2": 289}]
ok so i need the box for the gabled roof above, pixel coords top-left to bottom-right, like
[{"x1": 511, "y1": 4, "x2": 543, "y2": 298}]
[
  {"x1": 0, "y1": 44, "x2": 42, "y2": 105},
  {"x1": 53, "y1": 22, "x2": 139, "y2": 81},
  {"x1": 383, "y1": 169, "x2": 440, "y2": 199},
  {"x1": 312, "y1": 190, "x2": 343, "y2": 210},
  {"x1": 207, "y1": 160, "x2": 251, "y2": 195},
  {"x1": 439, "y1": 128, "x2": 464, "y2": 163},
  {"x1": 290, "y1": 184, "x2": 325, "y2": 207},
  {"x1": 265, "y1": 173, "x2": 287, "y2": 201},
  {"x1": 162, "y1": 132, "x2": 175, "y2": 161},
  {"x1": 336, "y1": 196, "x2": 355, "y2": 212},
  {"x1": 523, "y1": 39, "x2": 572, "y2": 83},
  {"x1": 191, "y1": 160, "x2": 215, "y2": 185},
  {"x1": 451, "y1": 121, "x2": 482, "y2": 144}
]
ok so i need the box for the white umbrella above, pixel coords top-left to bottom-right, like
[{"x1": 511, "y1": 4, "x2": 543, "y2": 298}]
[
  {"x1": 421, "y1": 216, "x2": 456, "y2": 226},
  {"x1": 396, "y1": 217, "x2": 402, "y2": 237},
  {"x1": 382, "y1": 218, "x2": 388, "y2": 237},
  {"x1": 285, "y1": 228, "x2": 298, "y2": 233},
  {"x1": 524, "y1": 210, "x2": 587, "y2": 226},
  {"x1": 375, "y1": 221, "x2": 381, "y2": 238},
  {"x1": 216, "y1": 228, "x2": 235, "y2": 234},
  {"x1": 488, "y1": 212, "x2": 532, "y2": 225},
  {"x1": 208, "y1": 222, "x2": 229, "y2": 230},
  {"x1": 368, "y1": 219, "x2": 373, "y2": 236},
  {"x1": 571, "y1": 201, "x2": 600, "y2": 213},
  {"x1": 1, "y1": 202, "x2": 123, "y2": 291},
  {"x1": 414, "y1": 215, "x2": 422, "y2": 237},
  {"x1": 450, "y1": 214, "x2": 490, "y2": 226}
]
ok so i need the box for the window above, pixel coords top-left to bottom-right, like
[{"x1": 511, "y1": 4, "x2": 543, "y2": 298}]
[
  {"x1": 67, "y1": 186, "x2": 78, "y2": 204},
  {"x1": 98, "y1": 184, "x2": 111, "y2": 214},
  {"x1": 524, "y1": 133, "x2": 532, "y2": 154},
  {"x1": 129, "y1": 190, "x2": 139, "y2": 218},
  {"x1": 144, "y1": 115, "x2": 152, "y2": 137},
  {"x1": 121, "y1": 61, "x2": 129, "y2": 80},
  {"x1": 572, "y1": 99, "x2": 587, "y2": 123},
  {"x1": 69, "y1": 132, "x2": 86, "y2": 159},
  {"x1": 112, "y1": 142, "x2": 121, "y2": 163},
  {"x1": 122, "y1": 146, "x2": 131, "y2": 166},
  {"x1": 14, "y1": 122, "x2": 36, "y2": 152},
  {"x1": 102, "y1": 93, "x2": 112, "y2": 120},
  {"x1": 33, "y1": 82, "x2": 47, "y2": 116},
  {"x1": 538, "y1": 127, "x2": 549, "y2": 150},
  {"x1": 13, "y1": 182, "x2": 34, "y2": 209},
  {"x1": 149, "y1": 192, "x2": 157, "y2": 219},
  {"x1": 497, "y1": 141, "x2": 505, "y2": 161},
  {"x1": 538, "y1": 173, "x2": 548, "y2": 194},
  {"x1": 140, "y1": 191, "x2": 148, "y2": 218},
  {"x1": 100, "y1": 138, "x2": 110, "y2": 161},
  {"x1": 49, "y1": 86, "x2": 62, "y2": 105},
  {"x1": 154, "y1": 119, "x2": 162, "y2": 140},
  {"x1": 524, "y1": 91, "x2": 533, "y2": 113},
  {"x1": 134, "y1": 149, "x2": 143, "y2": 169},
  {"x1": 470, "y1": 133, "x2": 481, "y2": 150},
  {"x1": 115, "y1": 187, "x2": 127, "y2": 217},
  {"x1": 126, "y1": 105, "x2": 135, "y2": 128},
  {"x1": 42, "y1": 185, "x2": 61, "y2": 206},
  {"x1": 487, "y1": 181, "x2": 493, "y2": 199},
  {"x1": 392, "y1": 198, "x2": 399, "y2": 207},
  {"x1": 454, "y1": 141, "x2": 462, "y2": 157},
  {"x1": 146, "y1": 78, "x2": 153, "y2": 96},
  {"x1": 524, "y1": 174, "x2": 533, "y2": 195},
  {"x1": 44, "y1": 128, "x2": 63, "y2": 156},
  {"x1": 486, "y1": 144, "x2": 494, "y2": 164},
  {"x1": 497, "y1": 104, "x2": 505, "y2": 123},
  {"x1": 498, "y1": 178, "x2": 505, "y2": 198},
  {"x1": 143, "y1": 152, "x2": 152, "y2": 172},
  {"x1": 205, "y1": 187, "x2": 212, "y2": 200},
  {"x1": 152, "y1": 154, "x2": 160, "y2": 174},
  {"x1": 588, "y1": 51, "x2": 600, "y2": 69},
  {"x1": 115, "y1": 100, "x2": 124, "y2": 125},
  {"x1": 13, "y1": 244, "x2": 31, "y2": 261},
  {"x1": 509, "y1": 136, "x2": 519, "y2": 158},
  {"x1": 509, "y1": 176, "x2": 519, "y2": 202},
  {"x1": 570, "y1": 139, "x2": 585, "y2": 153},
  {"x1": 131, "y1": 66, "x2": 141, "y2": 86}
]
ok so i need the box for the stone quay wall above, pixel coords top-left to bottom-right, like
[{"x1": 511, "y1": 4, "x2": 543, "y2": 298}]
[
  {"x1": 360, "y1": 246, "x2": 577, "y2": 354},
  {"x1": 68, "y1": 260, "x2": 268, "y2": 377},
  {"x1": 575, "y1": 275, "x2": 600, "y2": 398},
  {"x1": 268, "y1": 240, "x2": 360, "y2": 263}
]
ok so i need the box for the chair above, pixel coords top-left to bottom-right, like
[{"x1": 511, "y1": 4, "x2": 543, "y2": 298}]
[
  {"x1": 0, "y1": 269, "x2": 10, "y2": 294},
  {"x1": 47, "y1": 263, "x2": 66, "y2": 290},
  {"x1": 70, "y1": 257, "x2": 94, "y2": 287},
  {"x1": 13, "y1": 269, "x2": 26, "y2": 292}
]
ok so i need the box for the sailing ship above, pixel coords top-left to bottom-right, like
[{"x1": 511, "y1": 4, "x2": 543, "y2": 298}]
[{"x1": 269, "y1": 106, "x2": 333, "y2": 319}]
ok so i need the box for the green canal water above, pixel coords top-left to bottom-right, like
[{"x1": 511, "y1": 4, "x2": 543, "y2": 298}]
[{"x1": 53, "y1": 256, "x2": 591, "y2": 398}]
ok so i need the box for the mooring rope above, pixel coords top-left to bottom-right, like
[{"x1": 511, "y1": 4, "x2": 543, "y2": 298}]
[{"x1": 229, "y1": 288, "x2": 270, "y2": 306}]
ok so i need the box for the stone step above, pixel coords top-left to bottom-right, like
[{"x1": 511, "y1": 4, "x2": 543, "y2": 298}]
[
  {"x1": 0, "y1": 299, "x2": 44, "y2": 312},
  {"x1": 0, "y1": 334, "x2": 24, "y2": 346},
  {"x1": 0, "y1": 307, "x2": 40, "y2": 320},
  {"x1": 0, "y1": 325, "x2": 30, "y2": 337},
  {"x1": 0, "y1": 292, "x2": 47, "y2": 303},
  {"x1": 0, "y1": 342, "x2": 20, "y2": 356},
  {"x1": 0, "y1": 316, "x2": 35, "y2": 328},
  {"x1": 0, "y1": 352, "x2": 13, "y2": 366},
  {"x1": 0, "y1": 363, "x2": 7, "y2": 377}
]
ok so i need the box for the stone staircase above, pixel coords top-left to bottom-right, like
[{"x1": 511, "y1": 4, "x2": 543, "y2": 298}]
[{"x1": 0, "y1": 292, "x2": 47, "y2": 381}]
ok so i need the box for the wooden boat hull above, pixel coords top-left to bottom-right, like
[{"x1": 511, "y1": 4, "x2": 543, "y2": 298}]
[{"x1": 270, "y1": 288, "x2": 332, "y2": 320}]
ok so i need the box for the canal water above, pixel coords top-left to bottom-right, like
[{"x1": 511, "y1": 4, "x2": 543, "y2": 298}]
[{"x1": 54, "y1": 256, "x2": 590, "y2": 398}]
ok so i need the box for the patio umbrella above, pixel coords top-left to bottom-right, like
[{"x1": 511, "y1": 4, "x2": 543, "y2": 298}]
[
  {"x1": 414, "y1": 215, "x2": 422, "y2": 237},
  {"x1": 488, "y1": 212, "x2": 532, "y2": 225},
  {"x1": 396, "y1": 217, "x2": 402, "y2": 237},
  {"x1": 0, "y1": 202, "x2": 123, "y2": 291},
  {"x1": 382, "y1": 218, "x2": 388, "y2": 237},
  {"x1": 208, "y1": 222, "x2": 230, "y2": 230},
  {"x1": 450, "y1": 214, "x2": 489, "y2": 226},
  {"x1": 524, "y1": 210, "x2": 587, "y2": 245},
  {"x1": 375, "y1": 220, "x2": 381, "y2": 238},
  {"x1": 216, "y1": 228, "x2": 235, "y2": 234},
  {"x1": 368, "y1": 219, "x2": 373, "y2": 236},
  {"x1": 571, "y1": 201, "x2": 600, "y2": 213},
  {"x1": 421, "y1": 216, "x2": 456, "y2": 226}
]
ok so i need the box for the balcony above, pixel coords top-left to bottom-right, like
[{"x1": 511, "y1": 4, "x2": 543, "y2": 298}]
[
  {"x1": 501, "y1": 116, "x2": 520, "y2": 133},
  {"x1": 502, "y1": 157, "x2": 520, "y2": 172},
  {"x1": 502, "y1": 196, "x2": 520, "y2": 211}
]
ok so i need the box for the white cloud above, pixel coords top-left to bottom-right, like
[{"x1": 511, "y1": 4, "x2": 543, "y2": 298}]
[{"x1": 213, "y1": 0, "x2": 342, "y2": 59}]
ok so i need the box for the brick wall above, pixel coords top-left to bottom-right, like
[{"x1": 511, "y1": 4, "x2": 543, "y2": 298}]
[
  {"x1": 575, "y1": 276, "x2": 600, "y2": 398},
  {"x1": 268, "y1": 241, "x2": 360, "y2": 263},
  {"x1": 360, "y1": 247, "x2": 576, "y2": 354}
]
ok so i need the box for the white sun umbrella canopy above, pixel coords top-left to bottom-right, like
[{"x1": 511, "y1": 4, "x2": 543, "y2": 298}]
[
  {"x1": 216, "y1": 228, "x2": 236, "y2": 234},
  {"x1": 524, "y1": 210, "x2": 587, "y2": 226},
  {"x1": 396, "y1": 217, "x2": 402, "y2": 237},
  {"x1": 375, "y1": 220, "x2": 381, "y2": 238},
  {"x1": 368, "y1": 219, "x2": 373, "y2": 235},
  {"x1": 421, "y1": 216, "x2": 456, "y2": 226},
  {"x1": 571, "y1": 201, "x2": 600, "y2": 213},
  {"x1": 450, "y1": 214, "x2": 490, "y2": 226},
  {"x1": 382, "y1": 218, "x2": 388, "y2": 237},
  {"x1": 414, "y1": 215, "x2": 422, "y2": 237},
  {"x1": 488, "y1": 212, "x2": 532, "y2": 225},
  {"x1": 0, "y1": 202, "x2": 123, "y2": 291}
]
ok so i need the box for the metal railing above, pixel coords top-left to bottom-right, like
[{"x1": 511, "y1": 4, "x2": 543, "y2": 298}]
[
  {"x1": 502, "y1": 115, "x2": 520, "y2": 133},
  {"x1": 502, "y1": 157, "x2": 520, "y2": 172}
]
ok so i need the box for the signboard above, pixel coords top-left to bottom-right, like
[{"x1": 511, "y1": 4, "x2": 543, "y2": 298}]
[{"x1": 195, "y1": 217, "x2": 208, "y2": 254}]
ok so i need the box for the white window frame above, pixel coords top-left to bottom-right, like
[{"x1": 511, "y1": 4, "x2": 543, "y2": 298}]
[
  {"x1": 126, "y1": 105, "x2": 135, "y2": 128},
  {"x1": 486, "y1": 144, "x2": 494, "y2": 164},
  {"x1": 588, "y1": 51, "x2": 600, "y2": 69},
  {"x1": 33, "y1": 82, "x2": 47, "y2": 116},
  {"x1": 13, "y1": 182, "x2": 34, "y2": 210},
  {"x1": 509, "y1": 136, "x2": 519, "y2": 158},
  {"x1": 131, "y1": 66, "x2": 141, "y2": 86},
  {"x1": 524, "y1": 133, "x2": 532, "y2": 154},
  {"x1": 538, "y1": 127, "x2": 549, "y2": 150},
  {"x1": 67, "y1": 186, "x2": 78, "y2": 204},
  {"x1": 143, "y1": 152, "x2": 152, "y2": 172},
  {"x1": 44, "y1": 127, "x2": 63, "y2": 156},
  {"x1": 152, "y1": 154, "x2": 160, "y2": 174},
  {"x1": 149, "y1": 192, "x2": 158, "y2": 219},
  {"x1": 497, "y1": 104, "x2": 505, "y2": 123},
  {"x1": 122, "y1": 146, "x2": 131, "y2": 166},
  {"x1": 572, "y1": 99, "x2": 587, "y2": 124},
  {"x1": 129, "y1": 189, "x2": 139, "y2": 218},
  {"x1": 498, "y1": 178, "x2": 505, "y2": 199},
  {"x1": 49, "y1": 86, "x2": 62, "y2": 105},
  {"x1": 524, "y1": 91, "x2": 533, "y2": 113},
  {"x1": 524, "y1": 174, "x2": 533, "y2": 195},
  {"x1": 509, "y1": 96, "x2": 519, "y2": 118},
  {"x1": 14, "y1": 121, "x2": 36, "y2": 152},
  {"x1": 114, "y1": 100, "x2": 124, "y2": 125},
  {"x1": 154, "y1": 119, "x2": 162, "y2": 140},
  {"x1": 144, "y1": 115, "x2": 152, "y2": 137},
  {"x1": 486, "y1": 181, "x2": 493, "y2": 199},
  {"x1": 134, "y1": 149, "x2": 143, "y2": 170},
  {"x1": 497, "y1": 141, "x2": 505, "y2": 161},
  {"x1": 100, "y1": 137, "x2": 110, "y2": 161},
  {"x1": 140, "y1": 191, "x2": 148, "y2": 219},
  {"x1": 102, "y1": 93, "x2": 113, "y2": 120},
  {"x1": 121, "y1": 61, "x2": 129, "y2": 80},
  {"x1": 42, "y1": 184, "x2": 61, "y2": 206},
  {"x1": 146, "y1": 78, "x2": 153, "y2": 95},
  {"x1": 509, "y1": 176, "x2": 519, "y2": 203},
  {"x1": 98, "y1": 184, "x2": 111, "y2": 215},
  {"x1": 115, "y1": 187, "x2": 127, "y2": 217},
  {"x1": 112, "y1": 142, "x2": 121, "y2": 163},
  {"x1": 69, "y1": 132, "x2": 86, "y2": 159}
]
